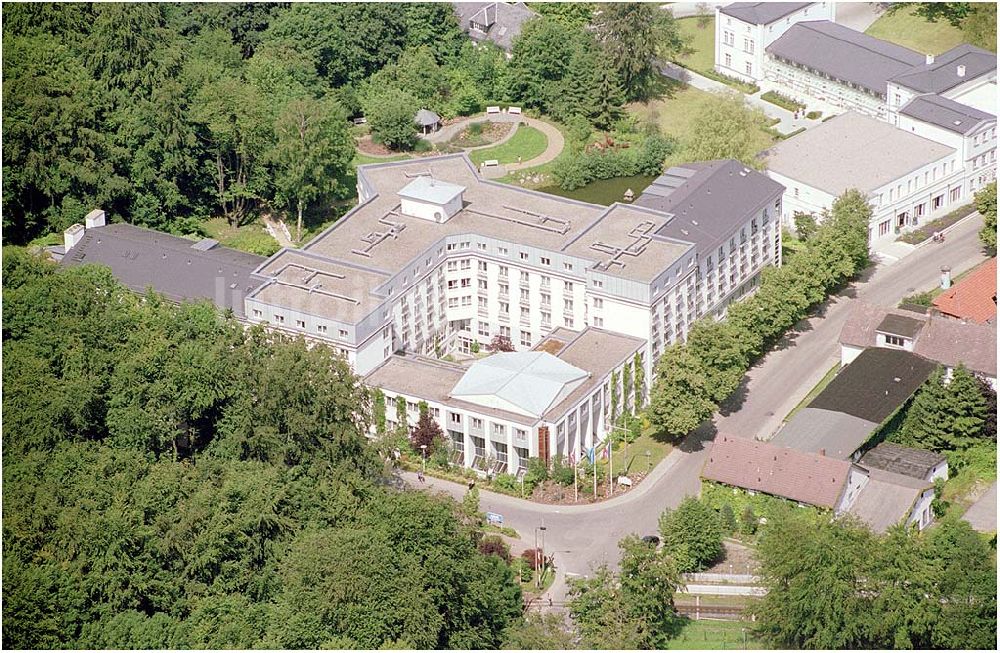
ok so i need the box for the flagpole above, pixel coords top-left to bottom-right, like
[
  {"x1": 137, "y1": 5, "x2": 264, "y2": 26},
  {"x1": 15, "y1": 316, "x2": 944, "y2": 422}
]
[
  {"x1": 574, "y1": 453, "x2": 578, "y2": 502},
  {"x1": 608, "y1": 438, "x2": 613, "y2": 498},
  {"x1": 593, "y1": 447, "x2": 597, "y2": 498}
]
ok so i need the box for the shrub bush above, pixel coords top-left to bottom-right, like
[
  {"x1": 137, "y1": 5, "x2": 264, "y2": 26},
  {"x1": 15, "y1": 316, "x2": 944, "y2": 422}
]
[
  {"x1": 553, "y1": 135, "x2": 676, "y2": 190},
  {"x1": 551, "y1": 456, "x2": 575, "y2": 486},
  {"x1": 760, "y1": 90, "x2": 805, "y2": 113},
  {"x1": 478, "y1": 535, "x2": 512, "y2": 563}
]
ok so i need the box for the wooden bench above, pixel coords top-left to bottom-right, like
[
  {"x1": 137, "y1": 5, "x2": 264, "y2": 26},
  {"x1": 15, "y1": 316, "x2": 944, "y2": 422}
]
[
  {"x1": 486, "y1": 106, "x2": 501, "y2": 115},
  {"x1": 507, "y1": 106, "x2": 522, "y2": 116}
]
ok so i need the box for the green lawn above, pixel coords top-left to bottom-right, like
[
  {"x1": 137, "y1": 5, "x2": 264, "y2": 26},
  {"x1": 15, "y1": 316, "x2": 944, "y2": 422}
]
[
  {"x1": 675, "y1": 15, "x2": 717, "y2": 76},
  {"x1": 353, "y1": 152, "x2": 413, "y2": 166},
  {"x1": 469, "y1": 126, "x2": 548, "y2": 165},
  {"x1": 865, "y1": 5, "x2": 966, "y2": 55},
  {"x1": 666, "y1": 619, "x2": 765, "y2": 650},
  {"x1": 610, "y1": 429, "x2": 673, "y2": 479},
  {"x1": 628, "y1": 80, "x2": 775, "y2": 151},
  {"x1": 201, "y1": 217, "x2": 280, "y2": 256}
]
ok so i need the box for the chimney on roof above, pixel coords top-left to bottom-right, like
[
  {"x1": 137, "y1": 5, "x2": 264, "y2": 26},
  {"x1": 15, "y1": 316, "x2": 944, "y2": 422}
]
[
  {"x1": 84, "y1": 209, "x2": 106, "y2": 229},
  {"x1": 64, "y1": 223, "x2": 85, "y2": 252},
  {"x1": 926, "y1": 53, "x2": 935, "y2": 65},
  {"x1": 957, "y1": 64, "x2": 966, "y2": 77},
  {"x1": 819, "y1": 448, "x2": 826, "y2": 457}
]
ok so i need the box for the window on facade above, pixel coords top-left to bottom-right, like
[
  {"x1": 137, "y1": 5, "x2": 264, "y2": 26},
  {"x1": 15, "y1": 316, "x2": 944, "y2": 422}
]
[
  {"x1": 594, "y1": 298, "x2": 603, "y2": 309},
  {"x1": 448, "y1": 297, "x2": 459, "y2": 308},
  {"x1": 499, "y1": 266, "x2": 508, "y2": 278},
  {"x1": 499, "y1": 325, "x2": 511, "y2": 337},
  {"x1": 318, "y1": 325, "x2": 328, "y2": 333},
  {"x1": 472, "y1": 418, "x2": 483, "y2": 429},
  {"x1": 460, "y1": 259, "x2": 471, "y2": 270},
  {"x1": 274, "y1": 314, "x2": 285, "y2": 323},
  {"x1": 564, "y1": 262, "x2": 573, "y2": 271},
  {"x1": 885, "y1": 334, "x2": 905, "y2": 347},
  {"x1": 564, "y1": 299, "x2": 574, "y2": 311},
  {"x1": 478, "y1": 322, "x2": 490, "y2": 336},
  {"x1": 478, "y1": 261, "x2": 487, "y2": 271},
  {"x1": 520, "y1": 252, "x2": 528, "y2": 260},
  {"x1": 745, "y1": 61, "x2": 752, "y2": 76},
  {"x1": 594, "y1": 316, "x2": 604, "y2": 327},
  {"x1": 725, "y1": 53, "x2": 732, "y2": 67},
  {"x1": 541, "y1": 257, "x2": 551, "y2": 266},
  {"x1": 499, "y1": 246, "x2": 508, "y2": 255},
  {"x1": 295, "y1": 319, "x2": 305, "y2": 328},
  {"x1": 252, "y1": 309, "x2": 262, "y2": 318},
  {"x1": 520, "y1": 331, "x2": 531, "y2": 346},
  {"x1": 565, "y1": 281, "x2": 574, "y2": 292},
  {"x1": 500, "y1": 302, "x2": 509, "y2": 314}
]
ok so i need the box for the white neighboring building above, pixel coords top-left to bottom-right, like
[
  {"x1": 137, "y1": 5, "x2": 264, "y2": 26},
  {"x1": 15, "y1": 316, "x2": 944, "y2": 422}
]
[
  {"x1": 896, "y1": 94, "x2": 997, "y2": 195},
  {"x1": 714, "y1": 2, "x2": 835, "y2": 83},
  {"x1": 887, "y1": 44, "x2": 999, "y2": 121},
  {"x1": 766, "y1": 112, "x2": 966, "y2": 244}
]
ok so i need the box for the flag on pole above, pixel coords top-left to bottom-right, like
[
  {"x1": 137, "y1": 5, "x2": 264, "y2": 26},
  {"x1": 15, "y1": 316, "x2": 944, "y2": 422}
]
[
  {"x1": 586, "y1": 446, "x2": 596, "y2": 465},
  {"x1": 568, "y1": 451, "x2": 575, "y2": 466}
]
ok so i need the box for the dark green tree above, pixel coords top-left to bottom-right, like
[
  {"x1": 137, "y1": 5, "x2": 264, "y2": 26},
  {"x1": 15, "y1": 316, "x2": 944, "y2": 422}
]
[
  {"x1": 591, "y1": 3, "x2": 689, "y2": 101},
  {"x1": 898, "y1": 365, "x2": 990, "y2": 451},
  {"x1": 975, "y1": 181, "x2": 996, "y2": 253},
  {"x1": 657, "y1": 496, "x2": 724, "y2": 572}
]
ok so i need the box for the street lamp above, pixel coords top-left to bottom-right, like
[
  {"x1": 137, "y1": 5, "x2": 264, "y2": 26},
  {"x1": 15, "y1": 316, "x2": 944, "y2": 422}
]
[
  {"x1": 534, "y1": 526, "x2": 547, "y2": 588},
  {"x1": 646, "y1": 449, "x2": 651, "y2": 474},
  {"x1": 420, "y1": 444, "x2": 427, "y2": 473}
]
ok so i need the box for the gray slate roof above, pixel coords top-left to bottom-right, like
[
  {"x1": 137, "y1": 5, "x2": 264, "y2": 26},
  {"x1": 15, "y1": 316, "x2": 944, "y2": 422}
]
[
  {"x1": 890, "y1": 44, "x2": 998, "y2": 94},
  {"x1": 771, "y1": 407, "x2": 878, "y2": 459},
  {"x1": 453, "y1": 2, "x2": 537, "y2": 51},
  {"x1": 840, "y1": 300, "x2": 998, "y2": 377},
  {"x1": 877, "y1": 313, "x2": 925, "y2": 338},
  {"x1": 766, "y1": 20, "x2": 924, "y2": 95},
  {"x1": 414, "y1": 109, "x2": 441, "y2": 127},
  {"x1": 859, "y1": 442, "x2": 946, "y2": 481},
  {"x1": 634, "y1": 159, "x2": 784, "y2": 257},
  {"x1": 765, "y1": 112, "x2": 956, "y2": 196},
  {"x1": 900, "y1": 93, "x2": 996, "y2": 135},
  {"x1": 719, "y1": 2, "x2": 812, "y2": 25},
  {"x1": 847, "y1": 468, "x2": 931, "y2": 533},
  {"x1": 61, "y1": 223, "x2": 265, "y2": 318}
]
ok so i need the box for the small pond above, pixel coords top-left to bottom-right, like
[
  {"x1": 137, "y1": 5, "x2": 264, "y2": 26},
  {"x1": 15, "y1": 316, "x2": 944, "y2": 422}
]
[{"x1": 537, "y1": 175, "x2": 656, "y2": 206}]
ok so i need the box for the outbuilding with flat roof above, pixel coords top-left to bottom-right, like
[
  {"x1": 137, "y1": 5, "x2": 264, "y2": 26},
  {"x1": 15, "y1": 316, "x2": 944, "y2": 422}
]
[{"x1": 766, "y1": 112, "x2": 964, "y2": 244}]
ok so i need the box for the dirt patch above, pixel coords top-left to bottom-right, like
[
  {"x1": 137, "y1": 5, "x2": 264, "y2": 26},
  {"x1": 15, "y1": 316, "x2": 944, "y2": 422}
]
[
  {"x1": 703, "y1": 539, "x2": 760, "y2": 576},
  {"x1": 449, "y1": 121, "x2": 513, "y2": 148},
  {"x1": 356, "y1": 135, "x2": 397, "y2": 156}
]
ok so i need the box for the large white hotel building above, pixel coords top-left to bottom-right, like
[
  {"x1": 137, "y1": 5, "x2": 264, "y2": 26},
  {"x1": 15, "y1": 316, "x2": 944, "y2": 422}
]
[{"x1": 61, "y1": 153, "x2": 784, "y2": 475}]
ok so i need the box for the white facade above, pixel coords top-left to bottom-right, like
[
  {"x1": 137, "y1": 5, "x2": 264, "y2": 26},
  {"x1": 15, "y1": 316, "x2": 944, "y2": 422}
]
[
  {"x1": 714, "y1": 2, "x2": 834, "y2": 82},
  {"x1": 380, "y1": 351, "x2": 637, "y2": 476},
  {"x1": 771, "y1": 149, "x2": 966, "y2": 245},
  {"x1": 834, "y1": 465, "x2": 870, "y2": 515}
]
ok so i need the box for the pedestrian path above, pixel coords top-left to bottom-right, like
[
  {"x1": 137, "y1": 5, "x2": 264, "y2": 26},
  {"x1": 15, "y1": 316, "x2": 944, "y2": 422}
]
[{"x1": 963, "y1": 482, "x2": 997, "y2": 533}]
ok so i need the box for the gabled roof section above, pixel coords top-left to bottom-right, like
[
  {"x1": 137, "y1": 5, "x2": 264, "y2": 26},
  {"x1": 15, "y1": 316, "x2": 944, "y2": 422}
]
[
  {"x1": 719, "y1": 2, "x2": 813, "y2": 25},
  {"x1": 453, "y1": 2, "x2": 537, "y2": 51},
  {"x1": 771, "y1": 407, "x2": 878, "y2": 459},
  {"x1": 900, "y1": 94, "x2": 996, "y2": 135},
  {"x1": 808, "y1": 347, "x2": 936, "y2": 424},
  {"x1": 859, "y1": 442, "x2": 946, "y2": 481},
  {"x1": 847, "y1": 468, "x2": 931, "y2": 533},
  {"x1": 891, "y1": 43, "x2": 998, "y2": 94},
  {"x1": 450, "y1": 351, "x2": 589, "y2": 417},
  {"x1": 634, "y1": 159, "x2": 784, "y2": 257},
  {"x1": 932, "y1": 258, "x2": 997, "y2": 324},
  {"x1": 876, "y1": 313, "x2": 925, "y2": 339},
  {"x1": 766, "y1": 20, "x2": 924, "y2": 95},
  {"x1": 414, "y1": 109, "x2": 441, "y2": 127},
  {"x1": 702, "y1": 435, "x2": 853, "y2": 509},
  {"x1": 841, "y1": 301, "x2": 998, "y2": 377}
]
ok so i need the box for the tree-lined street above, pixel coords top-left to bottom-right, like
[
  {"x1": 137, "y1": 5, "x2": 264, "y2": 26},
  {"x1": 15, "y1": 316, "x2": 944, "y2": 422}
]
[{"x1": 404, "y1": 211, "x2": 988, "y2": 606}]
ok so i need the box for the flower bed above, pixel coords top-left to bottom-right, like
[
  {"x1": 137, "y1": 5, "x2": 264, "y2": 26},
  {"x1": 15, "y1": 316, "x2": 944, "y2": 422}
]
[{"x1": 897, "y1": 203, "x2": 976, "y2": 244}]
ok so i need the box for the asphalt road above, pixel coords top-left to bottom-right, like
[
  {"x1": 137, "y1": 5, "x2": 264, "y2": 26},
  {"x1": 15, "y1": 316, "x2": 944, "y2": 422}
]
[
  {"x1": 402, "y1": 213, "x2": 988, "y2": 604},
  {"x1": 716, "y1": 213, "x2": 988, "y2": 441}
]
